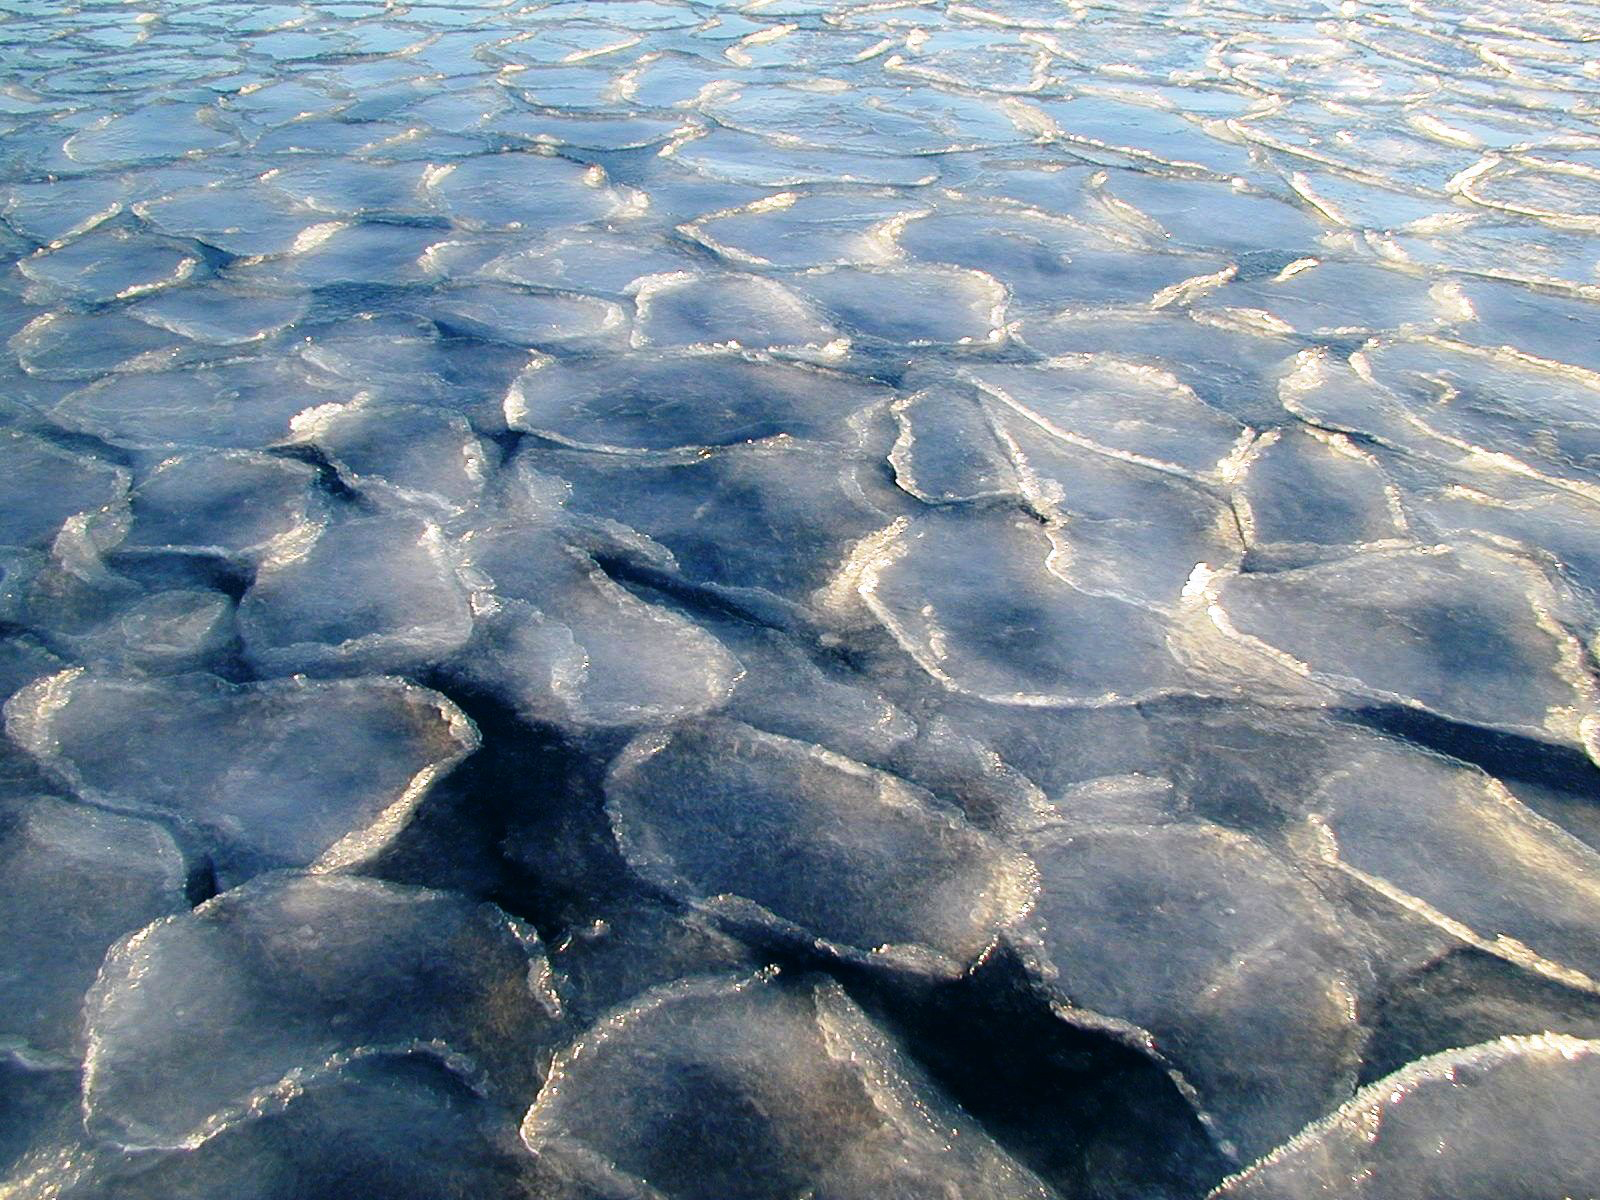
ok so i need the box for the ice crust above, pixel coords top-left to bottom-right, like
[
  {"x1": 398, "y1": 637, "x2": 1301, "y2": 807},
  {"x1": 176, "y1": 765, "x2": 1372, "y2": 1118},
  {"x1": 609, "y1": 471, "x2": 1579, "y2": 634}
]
[
  {"x1": 2, "y1": 0, "x2": 1599, "y2": 1197},
  {"x1": 523, "y1": 971, "x2": 1056, "y2": 1200}
]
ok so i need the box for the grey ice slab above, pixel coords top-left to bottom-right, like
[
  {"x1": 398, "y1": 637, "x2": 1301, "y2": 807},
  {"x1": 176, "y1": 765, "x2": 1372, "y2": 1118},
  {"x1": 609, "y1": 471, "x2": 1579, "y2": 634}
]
[
  {"x1": 855, "y1": 507, "x2": 1185, "y2": 705},
  {"x1": 796, "y1": 263, "x2": 1009, "y2": 347},
  {"x1": 451, "y1": 521, "x2": 741, "y2": 731},
  {"x1": 17, "y1": 227, "x2": 198, "y2": 304},
  {"x1": 30, "y1": 1056, "x2": 548, "y2": 1200},
  {"x1": 1359, "y1": 337, "x2": 1600, "y2": 494},
  {"x1": 629, "y1": 270, "x2": 840, "y2": 354},
  {"x1": 63, "y1": 102, "x2": 239, "y2": 165},
  {"x1": 1206, "y1": 544, "x2": 1599, "y2": 755},
  {"x1": 683, "y1": 191, "x2": 919, "y2": 270},
  {"x1": 0, "y1": 795, "x2": 187, "y2": 1060},
  {"x1": 0, "y1": 430, "x2": 127, "y2": 550},
  {"x1": 10, "y1": 310, "x2": 191, "y2": 380},
  {"x1": 1025, "y1": 820, "x2": 1366, "y2": 1161},
  {"x1": 1295, "y1": 738, "x2": 1600, "y2": 993},
  {"x1": 67, "y1": 589, "x2": 240, "y2": 678},
  {"x1": 1212, "y1": 1036, "x2": 1600, "y2": 1200},
  {"x1": 523, "y1": 972, "x2": 1057, "y2": 1200},
  {"x1": 663, "y1": 126, "x2": 941, "y2": 187},
  {"x1": 714, "y1": 618, "x2": 916, "y2": 766},
  {"x1": 1235, "y1": 427, "x2": 1408, "y2": 554},
  {"x1": 419, "y1": 283, "x2": 625, "y2": 348},
  {"x1": 135, "y1": 182, "x2": 331, "y2": 257},
  {"x1": 997, "y1": 413, "x2": 1245, "y2": 611},
  {"x1": 548, "y1": 898, "x2": 760, "y2": 1028},
  {"x1": 81, "y1": 872, "x2": 558, "y2": 1150},
  {"x1": 531, "y1": 432, "x2": 907, "y2": 606},
  {"x1": 481, "y1": 230, "x2": 692, "y2": 296},
  {"x1": 286, "y1": 400, "x2": 491, "y2": 515},
  {"x1": 427, "y1": 150, "x2": 632, "y2": 229},
  {"x1": 2, "y1": 176, "x2": 124, "y2": 245},
  {"x1": 1188, "y1": 261, "x2": 1469, "y2": 340},
  {"x1": 505, "y1": 349, "x2": 886, "y2": 453},
  {"x1": 127, "y1": 282, "x2": 309, "y2": 345},
  {"x1": 239, "y1": 512, "x2": 473, "y2": 677},
  {"x1": 4, "y1": 671, "x2": 478, "y2": 882},
  {"x1": 966, "y1": 354, "x2": 1251, "y2": 480},
  {"x1": 49, "y1": 359, "x2": 324, "y2": 450},
  {"x1": 119, "y1": 450, "x2": 324, "y2": 565},
  {"x1": 606, "y1": 718, "x2": 1035, "y2": 976}
]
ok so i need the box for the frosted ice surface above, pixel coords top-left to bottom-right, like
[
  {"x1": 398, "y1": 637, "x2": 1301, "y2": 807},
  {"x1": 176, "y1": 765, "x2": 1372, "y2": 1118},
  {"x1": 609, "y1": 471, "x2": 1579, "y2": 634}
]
[
  {"x1": 506, "y1": 350, "x2": 886, "y2": 453},
  {"x1": 524, "y1": 972, "x2": 1055, "y2": 1199},
  {"x1": 17, "y1": 227, "x2": 197, "y2": 304},
  {"x1": 296, "y1": 313, "x2": 455, "y2": 393},
  {"x1": 547, "y1": 898, "x2": 759, "y2": 1027},
  {"x1": 1359, "y1": 337, "x2": 1600, "y2": 493},
  {"x1": 1212, "y1": 1035, "x2": 1600, "y2": 1200},
  {"x1": 240, "y1": 513, "x2": 473, "y2": 676},
  {"x1": 23, "y1": 1056, "x2": 550, "y2": 1200},
  {"x1": 4, "y1": 672, "x2": 477, "y2": 882},
  {"x1": 665, "y1": 125, "x2": 942, "y2": 187},
  {"x1": 530, "y1": 434, "x2": 904, "y2": 604},
  {"x1": 892, "y1": 205, "x2": 1183, "y2": 314},
  {"x1": 229, "y1": 221, "x2": 447, "y2": 289},
  {"x1": 857, "y1": 507, "x2": 1184, "y2": 704},
  {"x1": 482, "y1": 231, "x2": 690, "y2": 295},
  {"x1": 1235, "y1": 428, "x2": 1407, "y2": 556},
  {"x1": 135, "y1": 182, "x2": 331, "y2": 257},
  {"x1": 713, "y1": 621, "x2": 918, "y2": 767},
  {"x1": 701, "y1": 83, "x2": 1018, "y2": 158},
  {"x1": 81, "y1": 872, "x2": 557, "y2": 1149},
  {"x1": 1, "y1": 0, "x2": 1598, "y2": 1194},
  {"x1": 684, "y1": 192, "x2": 919, "y2": 270},
  {"x1": 428, "y1": 150, "x2": 629, "y2": 229},
  {"x1": 262, "y1": 159, "x2": 436, "y2": 218},
  {"x1": 889, "y1": 379, "x2": 1021, "y2": 505},
  {"x1": 71, "y1": 589, "x2": 239, "y2": 677},
  {"x1": 452, "y1": 520, "x2": 740, "y2": 730},
  {"x1": 49, "y1": 360, "x2": 323, "y2": 450},
  {"x1": 1298, "y1": 740, "x2": 1600, "y2": 991},
  {"x1": 2, "y1": 176, "x2": 124, "y2": 245},
  {"x1": 998, "y1": 415, "x2": 1245, "y2": 610},
  {"x1": 63, "y1": 103, "x2": 238, "y2": 165},
  {"x1": 119, "y1": 450, "x2": 324, "y2": 565},
  {"x1": 0, "y1": 795, "x2": 187, "y2": 1059},
  {"x1": 606, "y1": 719, "x2": 1035, "y2": 975},
  {"x1": 1022, "y1": 307, "x2": 1297, "y2": 428},
  {"x1": 1092, "y1": 175, "x2": 1327, "y2": 259},
  {"x1": 797, "y1": 264, "x2": 1009, "y2": 347},
  {"x1": 1026, "y1": 821, "x2": 1364, "y2": 1160},
  {"x1": 10, "y1": 310, "x2": 189, "y2": 379},
  {"x1": 127, "y1": 283, "x2": 309, "y2": 345},
  {"x1": 287, "y1": 400, "x2": 490, "y2": 515},
  {"x1": 966, "y1": 355, "x2": 1250, "y2": 480},
  {"x1": 1188, "y1": 262, "x2": 1470, "y2": 340},
  {"x1": 1209, "y1": 544, "x2": 1598, "y2": 753},
  {"x1": 420, "y1": 283, "x2": 625, "y2": 348},
  {"x1": 0, "y1": 430, "x2": 127, "y2": 549},
  {"x1": 629, "y1": 271, "x2": 839, "y2": 353}
]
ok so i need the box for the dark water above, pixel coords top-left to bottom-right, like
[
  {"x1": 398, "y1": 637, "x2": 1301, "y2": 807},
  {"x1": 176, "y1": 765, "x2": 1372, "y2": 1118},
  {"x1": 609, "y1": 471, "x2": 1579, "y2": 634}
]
[{"x1": 1, "y1": 1, "x2": 1599, "y2": 1197}]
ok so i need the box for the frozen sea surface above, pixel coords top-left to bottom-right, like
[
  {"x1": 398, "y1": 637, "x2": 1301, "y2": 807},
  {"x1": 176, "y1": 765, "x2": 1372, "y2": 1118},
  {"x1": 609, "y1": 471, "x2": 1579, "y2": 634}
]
[{"x1": 1, "y1": 0, "x2": 1599, "y2": 1196}]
